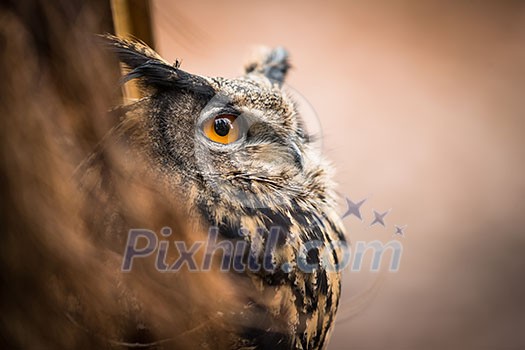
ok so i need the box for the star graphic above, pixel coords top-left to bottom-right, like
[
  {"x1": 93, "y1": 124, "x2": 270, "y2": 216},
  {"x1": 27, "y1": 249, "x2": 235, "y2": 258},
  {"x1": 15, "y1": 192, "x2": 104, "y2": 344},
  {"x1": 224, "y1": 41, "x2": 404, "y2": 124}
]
[
  {"x1": 394, "y1": 225, "x2": 407, "y2": 237},
  {"x1": 369, "y1": 209, "x2": 390, "y2": 227},
  {"x1": 342, "y1": 197, "x2": 367, "y2": 220}
]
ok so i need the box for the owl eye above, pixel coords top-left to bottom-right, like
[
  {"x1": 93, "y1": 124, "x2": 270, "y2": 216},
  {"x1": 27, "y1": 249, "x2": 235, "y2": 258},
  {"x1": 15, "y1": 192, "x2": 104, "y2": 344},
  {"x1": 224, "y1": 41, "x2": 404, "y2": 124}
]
[{"x1": 202, "y1": 114, "x2": 241, "y2": 144}]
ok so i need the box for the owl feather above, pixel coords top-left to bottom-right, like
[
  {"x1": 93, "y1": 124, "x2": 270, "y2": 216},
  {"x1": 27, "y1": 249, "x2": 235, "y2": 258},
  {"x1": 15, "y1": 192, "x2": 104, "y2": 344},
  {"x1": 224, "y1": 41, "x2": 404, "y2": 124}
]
[{"x1": 101, "y1": 35, "x2": 346, "y2": 350}]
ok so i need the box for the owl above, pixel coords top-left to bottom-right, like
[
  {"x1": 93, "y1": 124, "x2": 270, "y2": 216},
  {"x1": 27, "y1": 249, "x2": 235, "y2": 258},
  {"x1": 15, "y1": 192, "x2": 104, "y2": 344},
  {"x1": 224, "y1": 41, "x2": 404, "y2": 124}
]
[{"x1": 102, "y1": 35, "x2": 347, "y2": 350}]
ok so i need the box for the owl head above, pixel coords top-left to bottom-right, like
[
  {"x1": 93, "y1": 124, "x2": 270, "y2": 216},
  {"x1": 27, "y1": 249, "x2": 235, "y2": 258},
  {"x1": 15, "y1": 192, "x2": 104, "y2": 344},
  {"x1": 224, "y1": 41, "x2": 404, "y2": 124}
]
[{"x1": 105, "y1": 35, "x2": 331, "y2": 235}]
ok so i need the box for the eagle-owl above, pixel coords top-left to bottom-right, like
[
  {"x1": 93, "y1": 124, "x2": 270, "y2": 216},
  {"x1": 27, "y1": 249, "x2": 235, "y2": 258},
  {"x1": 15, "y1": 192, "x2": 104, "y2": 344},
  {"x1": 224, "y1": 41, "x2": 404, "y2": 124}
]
[{"x1": 102, "y1": 35, "x2": 346, "y2": 350}]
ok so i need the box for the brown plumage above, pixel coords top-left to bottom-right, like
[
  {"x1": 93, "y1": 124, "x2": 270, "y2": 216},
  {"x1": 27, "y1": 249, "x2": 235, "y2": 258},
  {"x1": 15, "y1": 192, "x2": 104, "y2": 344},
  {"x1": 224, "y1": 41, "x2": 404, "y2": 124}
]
[{"x1": 100, "y1": 35, "x2": 347, "y2": 349}]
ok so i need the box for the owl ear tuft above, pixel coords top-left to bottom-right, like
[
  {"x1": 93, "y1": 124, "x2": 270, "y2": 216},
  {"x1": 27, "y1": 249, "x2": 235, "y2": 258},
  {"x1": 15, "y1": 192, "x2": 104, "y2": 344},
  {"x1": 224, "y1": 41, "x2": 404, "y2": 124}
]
[
  {"x1": 244, "y1": 46, "x2": 290, "y2": 84},
  {"x1": 101, "y1": 34, "x2": 166, "y2": 69},
  {"x1": 101, "y1": 34, "x2": 214, "y2": 96}
]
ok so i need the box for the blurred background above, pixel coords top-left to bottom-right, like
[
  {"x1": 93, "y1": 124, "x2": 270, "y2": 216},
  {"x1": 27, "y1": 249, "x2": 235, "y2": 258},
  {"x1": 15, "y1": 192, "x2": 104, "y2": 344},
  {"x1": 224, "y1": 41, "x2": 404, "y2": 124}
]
[
  {"x1": 1, "y1": 0, "x2": 524, "y2": 349},
  {"x1": 150, "y1": 1, "x2": 525, "y2": 349}
]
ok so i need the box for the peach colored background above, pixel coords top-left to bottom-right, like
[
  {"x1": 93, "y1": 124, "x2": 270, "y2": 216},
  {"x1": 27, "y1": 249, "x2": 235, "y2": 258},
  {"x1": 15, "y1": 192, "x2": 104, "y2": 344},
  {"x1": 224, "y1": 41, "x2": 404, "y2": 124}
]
[{"x1": 151, "y1": 1, "x2": 525, "y2": 348}]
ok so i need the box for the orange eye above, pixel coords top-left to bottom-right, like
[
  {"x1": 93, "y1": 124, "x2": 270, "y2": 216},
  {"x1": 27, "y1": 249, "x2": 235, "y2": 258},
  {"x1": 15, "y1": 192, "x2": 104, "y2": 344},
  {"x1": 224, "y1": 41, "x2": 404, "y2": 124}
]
[{"x1": 202, "y1": 114, "x2": 241, "y2": 144}]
